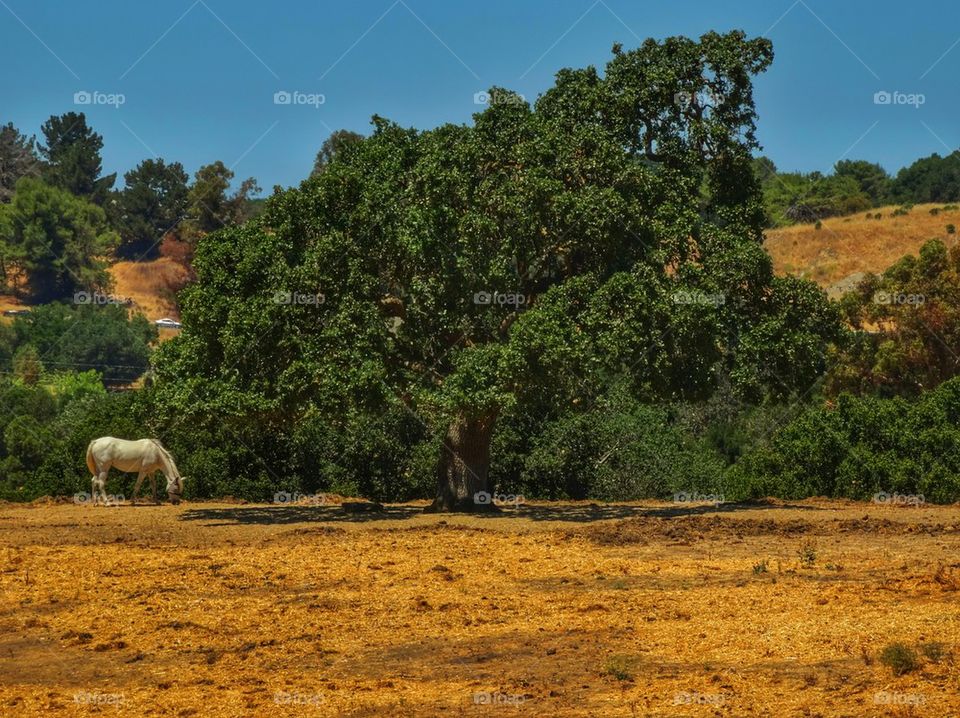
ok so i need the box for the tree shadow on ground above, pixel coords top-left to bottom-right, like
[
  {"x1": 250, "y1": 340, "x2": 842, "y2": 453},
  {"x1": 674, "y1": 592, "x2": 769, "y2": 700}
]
[{"x1": 177, "y1": 499, "x2": 823, "y2": 527}]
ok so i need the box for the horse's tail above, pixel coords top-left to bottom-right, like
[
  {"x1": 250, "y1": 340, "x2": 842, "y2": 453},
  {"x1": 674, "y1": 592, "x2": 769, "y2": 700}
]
[{"x1": 85, "y1": 441, "x2": 97, "y2": 476}]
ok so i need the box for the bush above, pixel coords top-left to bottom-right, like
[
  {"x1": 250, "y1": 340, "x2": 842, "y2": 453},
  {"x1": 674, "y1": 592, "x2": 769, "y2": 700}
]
[
  {"x1": 879, "y1": 643, "x2": 920, "y2": 676},
  {"x1": 730, "y1": 379, "x2": 960, "y2": 503},
  {"x1": 494, "y1": 386, "x2": 726, "y2": 501}
]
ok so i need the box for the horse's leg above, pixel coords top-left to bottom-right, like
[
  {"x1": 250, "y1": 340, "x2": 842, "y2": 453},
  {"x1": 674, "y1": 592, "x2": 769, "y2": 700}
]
[
  {"x1": 91, "y1": 475, "x2": 98, "y2": 506},
  {"x1": 96, "y1": 471, "x2": 109, "y2": 506},
  {"x1": 150, "y1": 472, "x2": 158, "y2": 504},
  {"x1": 131, "y1": 471, "x2": 146, "y2": 505}
]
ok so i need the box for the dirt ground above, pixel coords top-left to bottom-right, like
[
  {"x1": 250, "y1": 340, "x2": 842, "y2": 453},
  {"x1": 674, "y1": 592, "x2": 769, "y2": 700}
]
[{"x1": 1, "y1": 498, "x2": 959, "y2": 717}]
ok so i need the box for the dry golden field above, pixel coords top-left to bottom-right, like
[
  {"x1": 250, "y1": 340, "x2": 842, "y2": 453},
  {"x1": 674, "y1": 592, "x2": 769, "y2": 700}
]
[
  {"x1": 1, "y1": 498, "x2": 960, "y2": 717},
  {"x1": 764, "y1": 203, "x2": 960, "y2": 297}
]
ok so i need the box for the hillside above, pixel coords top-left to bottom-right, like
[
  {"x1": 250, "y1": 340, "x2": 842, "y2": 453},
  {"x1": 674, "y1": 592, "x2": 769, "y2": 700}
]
[{"x1": 764, "y1": 203, "x2": 960, "y2": 298}]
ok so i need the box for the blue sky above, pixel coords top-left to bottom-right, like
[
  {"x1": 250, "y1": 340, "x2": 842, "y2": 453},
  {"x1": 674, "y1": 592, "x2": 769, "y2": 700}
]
[{"x1": 2, "y1": 0, "x2": 958, "y2": 192}]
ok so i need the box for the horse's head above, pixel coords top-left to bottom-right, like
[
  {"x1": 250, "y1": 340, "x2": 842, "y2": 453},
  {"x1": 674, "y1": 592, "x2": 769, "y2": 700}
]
[{"x1": 167, "y1": 475, "x2": 185, "y2": 505}]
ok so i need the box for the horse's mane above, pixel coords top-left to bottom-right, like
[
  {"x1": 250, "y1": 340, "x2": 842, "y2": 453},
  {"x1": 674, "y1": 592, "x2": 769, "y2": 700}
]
[{"x1": 151, "y1": 439, "x2": 181, "y2": 477}]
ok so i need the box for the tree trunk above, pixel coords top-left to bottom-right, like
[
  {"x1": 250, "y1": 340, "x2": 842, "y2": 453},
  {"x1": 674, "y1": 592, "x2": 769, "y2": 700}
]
[{"x1": 426, "y1": 411, "x2": 497, "y2": 513}]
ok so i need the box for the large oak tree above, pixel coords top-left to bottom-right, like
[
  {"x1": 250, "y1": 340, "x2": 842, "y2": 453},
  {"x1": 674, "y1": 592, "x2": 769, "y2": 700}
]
[{"x1": 151, "y1": 32, "x2": 838, "y2": 511}]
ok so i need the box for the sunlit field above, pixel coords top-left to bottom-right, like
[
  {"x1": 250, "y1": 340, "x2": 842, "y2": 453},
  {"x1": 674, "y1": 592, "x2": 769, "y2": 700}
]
[{"x1": 2, "y1": 498, "x2": 959, "y2": 717}]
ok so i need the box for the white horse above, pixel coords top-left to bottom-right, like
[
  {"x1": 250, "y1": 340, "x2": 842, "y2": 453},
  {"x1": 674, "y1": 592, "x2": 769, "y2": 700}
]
[{"x1": 86, "y1": 437, "x2": 185, "y2": 506}]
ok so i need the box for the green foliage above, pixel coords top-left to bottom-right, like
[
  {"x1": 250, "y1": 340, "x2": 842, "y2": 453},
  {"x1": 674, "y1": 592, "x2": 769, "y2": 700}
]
[
  {"x1": 833, "y1": 159, "x2": 891, "y2": 206},
  {"x1": 890, "y1": 151, "x2": 960, "y2": 204},
  {"x1": 311, "y1": 129, "x2": 364, "y2": 177},
  {"x1": 879, "y1": 643, "x2": 920, "y2": 676},
  {"x1": 0, "y1": 122, "x2": 41, "y2": 202},
  {"x1": 830, "y1": 239, "x2": 960, "y2": 396},
  {"x1": 758, "y1": 168, "x2": 871, "y2": 227},
  {"x1": 38, "y1": 112, "x2": 115, "y2": 204},
  {"x1": 11, "y1": 303, "x2": 156, "y2": 385},
  {"x1": 730, "y1": 378, "x2": 960, "y2": 503},
  {"x1": 0, "y1": 178, "x2": 118, "y2": 301},
  {"x1": 179, "y1": 161, "x2": 260, "y2": 242},
  {"x1": 12, "y1": 344, "x2": 42, "y2": 385},
  {"x1": 111, "y1": 158, "x2": 189, "y2": 258}
]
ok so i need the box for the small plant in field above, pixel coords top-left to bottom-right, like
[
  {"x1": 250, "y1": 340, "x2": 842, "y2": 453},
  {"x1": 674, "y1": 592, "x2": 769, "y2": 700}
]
[
  {"x1": 814, "y1": 220, "x2": 822, "y2": 230},
  {"x1": 602, "y1": 655, "x2": 637, "y2": 681},
  {"x1": 919, "y1": 642, "x2": 947, "y2": 663},
  {"x1": 874, "y1": 212, "x2": 883, "y2": 219},
  {"x1": 752, "y1": 559, "x2": 769, "y2": 574},
  {"x1": 947, "y1": 224, "x2": 956, "y2": 234},
  {"x1": 797, "y1": 541, "x2": 817, "y2": 568},
  {"x1": 865, "y1": 212, "x2": 873, "y2": 219},
  {"x1": 944, "y1": 204, "x2": 959, "y2": 210},
  {"x1": 880, "y1": 643, "x2": 920, "y2": 676},
  {"x1": 930, "y1": 207, "x2": 940, "y2": 216},
  {"x1": 610, "y1": 578, "x2": 629, "y2": 590}
]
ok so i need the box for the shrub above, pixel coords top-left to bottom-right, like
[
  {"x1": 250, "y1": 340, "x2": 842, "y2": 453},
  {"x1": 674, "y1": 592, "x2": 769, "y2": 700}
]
[
  {"x1": 879, "y1": 643, "x2": 920, "y2": 676},
  {"x1": 948, "y1": 224, "x2": 956, "y2": 234}
]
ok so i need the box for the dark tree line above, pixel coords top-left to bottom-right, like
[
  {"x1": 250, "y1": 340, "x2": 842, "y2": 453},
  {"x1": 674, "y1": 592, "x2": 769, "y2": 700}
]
[{"x1": 755, "y1": 152, "x2": 960, "y2": 227}]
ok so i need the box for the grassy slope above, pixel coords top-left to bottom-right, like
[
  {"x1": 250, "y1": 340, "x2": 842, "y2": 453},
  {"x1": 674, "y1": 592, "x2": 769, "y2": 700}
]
[{"x1": 764, "y1": 203, "x2": 960, "y2": 298}]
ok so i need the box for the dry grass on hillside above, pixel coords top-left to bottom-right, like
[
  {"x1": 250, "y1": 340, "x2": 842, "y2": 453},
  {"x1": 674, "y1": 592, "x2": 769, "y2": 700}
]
[
  {"x1": 764, "y1": 203, "x2": 960, "y2": 297},
  {"x1": 108, "y1": 256, "x2": 190, "y2": 321}
]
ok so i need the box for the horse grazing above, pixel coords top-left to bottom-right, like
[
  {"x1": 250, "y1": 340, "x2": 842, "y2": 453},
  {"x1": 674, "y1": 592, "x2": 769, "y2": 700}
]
[{"x1": 86, "y1": 437, "x2": 185, "y2": 506}]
